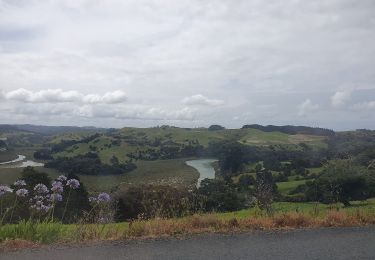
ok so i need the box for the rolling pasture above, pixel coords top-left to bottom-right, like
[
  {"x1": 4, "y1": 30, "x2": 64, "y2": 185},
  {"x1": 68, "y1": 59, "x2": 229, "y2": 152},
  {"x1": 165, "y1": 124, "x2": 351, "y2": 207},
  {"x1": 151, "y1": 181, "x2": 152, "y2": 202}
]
[{"x1": 0, "y1": 125, "x2": 330, "y2": 192}]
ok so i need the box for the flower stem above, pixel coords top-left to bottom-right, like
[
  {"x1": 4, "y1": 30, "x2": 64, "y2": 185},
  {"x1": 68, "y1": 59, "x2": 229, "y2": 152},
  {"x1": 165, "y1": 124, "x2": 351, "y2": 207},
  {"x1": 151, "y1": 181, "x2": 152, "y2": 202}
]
[
  {"x1": 62, "y1": 189, "x2": 72, "y2": 222},
  {"x1": 9, "y1": 196, "x2": 18, "y2": 223}
]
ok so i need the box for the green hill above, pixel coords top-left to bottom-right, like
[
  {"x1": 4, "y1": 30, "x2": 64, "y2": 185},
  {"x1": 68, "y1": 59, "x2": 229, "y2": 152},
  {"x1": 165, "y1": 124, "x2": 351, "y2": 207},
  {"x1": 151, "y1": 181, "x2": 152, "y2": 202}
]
[{"x1": 51, "y1": 126, "x2": 328, "y2": 164}]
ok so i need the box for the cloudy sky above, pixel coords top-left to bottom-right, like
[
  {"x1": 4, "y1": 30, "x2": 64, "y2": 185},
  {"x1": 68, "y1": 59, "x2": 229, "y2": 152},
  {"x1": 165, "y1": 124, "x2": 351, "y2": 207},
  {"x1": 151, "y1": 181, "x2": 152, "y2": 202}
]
[{"x1": 0, "y1": 0, "x2": 374, "y2": 130}]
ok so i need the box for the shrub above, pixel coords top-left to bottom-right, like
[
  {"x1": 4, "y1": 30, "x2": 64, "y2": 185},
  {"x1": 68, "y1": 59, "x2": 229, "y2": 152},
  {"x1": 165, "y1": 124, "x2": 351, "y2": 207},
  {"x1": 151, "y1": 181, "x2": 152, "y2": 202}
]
[{"x1": 115, "y1": 185, "x2": 199, "y2": 220}]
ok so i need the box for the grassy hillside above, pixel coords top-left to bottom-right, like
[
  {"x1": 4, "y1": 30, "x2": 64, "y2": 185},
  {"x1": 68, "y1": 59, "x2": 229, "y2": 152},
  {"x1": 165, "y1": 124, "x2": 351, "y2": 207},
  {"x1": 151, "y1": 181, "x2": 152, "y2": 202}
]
[
  {"x1": 51, "y1": 126, "x2": 328, "y2": 164},
  {"x1": 0, "y1": 151, "x2": 17, "y2": 163},
  {"x1": 0, "y1": 125, "x2": 330, "y2": 193}
]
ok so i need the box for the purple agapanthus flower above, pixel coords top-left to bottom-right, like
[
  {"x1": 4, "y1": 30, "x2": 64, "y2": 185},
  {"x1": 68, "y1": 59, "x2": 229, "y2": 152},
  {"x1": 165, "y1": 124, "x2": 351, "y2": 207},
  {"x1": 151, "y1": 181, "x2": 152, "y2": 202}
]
[
  {"x1": 14, "y1": 180, "x2": 26, "y2": 187},
  {"x1": 32, "y1": 195, "x2": 44, "y2": 201},
  {"x1": 0, "y1": 185, "x2": 13, "y2": 196},
  {"x1": 16, "y1": 188, "x2": 29, "y2": 197},
  {"x1": 66, "y1": 179, "x2": 80, "y2": 189},
  {"x1": 48, "y1": 193, "x2": 63, "y2": 202},
  {"x1": 30, "y1": 201, "x2": 52, "y2": 212},
  {"x1": 51, "y1": 181, "x2": 63, "y2": 193},
  {"x1": 97, "y1": 192, "x2": 111, "y2": 202},
  {"x1": 57, "y1": 175, "x2": 67, "y2": 182},
  {"x1": 34, "y1": 183, "x2": 49, "y2": 194},
  {"x1": 29, "y1": 193, "x2": 53, "y2": 212}
]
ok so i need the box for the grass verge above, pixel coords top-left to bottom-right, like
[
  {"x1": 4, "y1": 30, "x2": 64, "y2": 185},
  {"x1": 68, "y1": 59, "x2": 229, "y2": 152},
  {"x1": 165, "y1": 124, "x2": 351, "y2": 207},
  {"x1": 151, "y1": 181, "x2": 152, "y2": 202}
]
[{"x1": 1, "y1": 204, "x2": 375, "y2": 251}]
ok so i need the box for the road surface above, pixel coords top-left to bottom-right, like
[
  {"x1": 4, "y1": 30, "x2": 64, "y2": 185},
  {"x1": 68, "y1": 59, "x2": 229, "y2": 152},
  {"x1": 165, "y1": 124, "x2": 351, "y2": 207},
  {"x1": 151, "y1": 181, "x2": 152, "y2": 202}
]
[{"x1": 2, "y1": 227, "x2": 375, "y2": 260}]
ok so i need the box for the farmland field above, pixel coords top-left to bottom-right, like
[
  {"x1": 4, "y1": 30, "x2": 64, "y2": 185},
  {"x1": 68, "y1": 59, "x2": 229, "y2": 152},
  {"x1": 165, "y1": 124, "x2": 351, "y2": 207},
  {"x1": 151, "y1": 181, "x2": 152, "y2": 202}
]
[{"x1": 0, "y1": 158, "x2": 199, "y2": 192}]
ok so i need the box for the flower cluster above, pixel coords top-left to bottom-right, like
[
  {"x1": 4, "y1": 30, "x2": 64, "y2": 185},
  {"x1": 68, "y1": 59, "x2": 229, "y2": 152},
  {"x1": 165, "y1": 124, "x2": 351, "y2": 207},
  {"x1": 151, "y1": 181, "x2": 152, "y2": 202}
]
[
  {"x1": 89, "y1": 192, "x2": 111, "y2": 204},
  {"x1": 48, "y1": 193, "x2": 63, "y2": 202},
  {"x1": 1, "y1": 175, "x2": 111, "y2": 223},
  {"x1": 29, "y1": 197, "x2": 52, "y2": 213},
  {"x1": 0, "y1": 185, "x2": 13, "y2": 196},
  {"x1": 51, "y1": 181, "x2": 64, "y2": 194},
  {"x1": 88, "y1": 192, "x2": 112, "y2": 224},
  {"x1": 67, "y1": 179, "x2": 80, "y2": 189},
  {"x1": 16, "y1": 188, "x2": 29, "y2": 197},
  {"x1": 34, "y1": 184, "x2": 49, "y2": 194},
  {"x1": 14, "y1": 180, "x2": 26, "y2": 187},
  {"x1": 57, "y1": 175, "x2": 67, "y2": 182},
  {"x1": 98, "y1": 192, "x2": 111, "y2": 202}
]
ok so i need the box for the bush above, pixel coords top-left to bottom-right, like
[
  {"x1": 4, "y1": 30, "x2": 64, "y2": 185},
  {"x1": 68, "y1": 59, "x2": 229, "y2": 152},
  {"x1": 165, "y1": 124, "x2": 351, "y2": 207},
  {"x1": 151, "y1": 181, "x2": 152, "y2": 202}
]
[
  {"x1": 45, "y1": 152, "x2": 136, "y2": 175},
  {"x1": 304, "y1": 160, "x2": 375, "y2": 206},
  {"x1": 198, "y1": 179, "x2": 247, "y2": 212},
  {"x1": 115, "y1": 185, "x2": 200, "y2": 221},
  {"x1": 33, "y1": 149, "x2": 53, "y2": 160}
]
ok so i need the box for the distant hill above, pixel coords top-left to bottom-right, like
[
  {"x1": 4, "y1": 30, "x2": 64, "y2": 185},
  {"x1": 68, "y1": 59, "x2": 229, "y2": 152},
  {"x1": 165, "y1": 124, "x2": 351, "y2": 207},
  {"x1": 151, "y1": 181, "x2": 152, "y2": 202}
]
[
  {"x1": 0, "y1": 124, "x2": 108, "y2": 147},
  {"x1": 0, "y1": 139, "x2": 7, "y2": 151},
  {"x1": 0, "y1": 124, "x2": 107, "y2": 136},
  {"x1": 47, "y1": 125, "x2": 329, "y2": 164},
  {"x1": 241, "y1": 124, "x2": 335, "y2": 136}
]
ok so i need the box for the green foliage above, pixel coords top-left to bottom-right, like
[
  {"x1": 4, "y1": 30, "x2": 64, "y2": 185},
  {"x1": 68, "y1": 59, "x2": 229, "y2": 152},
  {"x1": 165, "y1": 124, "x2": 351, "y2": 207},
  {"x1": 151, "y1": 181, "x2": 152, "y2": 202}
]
[
  {"x1": 238, "y1": 175, "x2": 255, "y2": 190},
  {"x1": 115, "y1": 185, "x2": 199, "y2": 220},
  {"x1": 45, "y1": 152, "x2": 136, "y2": 176},
  {"x1": 198, "y1": 179, "x2": 246, "y2": 212},
  {"x1": 208, "y1": 125, "x2": 225, "y2": 131},
  {"x1": 33, "y1": 149, "x2": 53, "y2": 160},
  {"x1": 21, "y1": 167, "x2": 51, "y2": 190},
  {"x1": 254, "y1": 170, "x2": 278, "y2": 211},
  {"x1": 302, "y1": 160, "x2": 375, "y2": 206}
]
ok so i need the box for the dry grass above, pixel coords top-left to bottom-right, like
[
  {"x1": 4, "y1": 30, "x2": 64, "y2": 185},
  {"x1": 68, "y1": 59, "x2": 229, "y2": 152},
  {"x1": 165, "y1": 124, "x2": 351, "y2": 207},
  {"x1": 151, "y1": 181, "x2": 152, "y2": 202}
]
[
  {"x1": 122, "y1": 210, "x2": 375, "y2": 238},
  {"x1": 1, "y1": 210, "x2": 375, "y2": 249},
  {"x1": 0, "y1": 239, "x2": 38, "y2": 252}
]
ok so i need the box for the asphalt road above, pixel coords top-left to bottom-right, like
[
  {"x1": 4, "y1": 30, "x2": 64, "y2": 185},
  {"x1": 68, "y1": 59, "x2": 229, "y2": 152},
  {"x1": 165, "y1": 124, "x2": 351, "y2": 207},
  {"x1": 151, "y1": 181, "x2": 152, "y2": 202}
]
[{"x1": 2, "y1": 227, "x2": 375, "y2": 260}]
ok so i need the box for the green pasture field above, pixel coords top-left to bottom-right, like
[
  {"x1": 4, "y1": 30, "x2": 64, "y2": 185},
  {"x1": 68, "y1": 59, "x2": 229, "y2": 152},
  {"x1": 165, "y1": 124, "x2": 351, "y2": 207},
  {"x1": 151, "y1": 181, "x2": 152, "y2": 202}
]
[
  {"x1": 276, "y1": 179, "x2": 307, "y2": 195},
  {"x1": 0, "y1": 159, "x2": 199, "y2": 192}
]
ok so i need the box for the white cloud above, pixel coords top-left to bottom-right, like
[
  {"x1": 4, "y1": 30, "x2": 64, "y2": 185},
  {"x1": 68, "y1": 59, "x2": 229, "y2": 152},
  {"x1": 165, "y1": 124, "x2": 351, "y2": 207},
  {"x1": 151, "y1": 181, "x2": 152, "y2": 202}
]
[
  {"x1": 182, "y1": 94, "x2": 224, "y2": 106},
  {"x1": 3, "y1": 88, "x2": 127, "y2": 104},
  {"x1": 12, "y1": 103, "x2": 75, "y2": 117},
  {"x1": 82, "y1": 90, "x2": 127, "y2": 104},
  {"x1": 298, "y1": 99, "x2": 319, "y2": 117},
  {"x1": 351, "y1": 101, "x2": 375, "y2": 111},
  {"x1": 0, "y1": 1, "x2": 375, "y2": 129},
  {"x1": 331, "y1": 90, "x2": 351, "y2": 108},
  {"x1": 75, "y1": 104, "x2": 195, "y2": 121}
]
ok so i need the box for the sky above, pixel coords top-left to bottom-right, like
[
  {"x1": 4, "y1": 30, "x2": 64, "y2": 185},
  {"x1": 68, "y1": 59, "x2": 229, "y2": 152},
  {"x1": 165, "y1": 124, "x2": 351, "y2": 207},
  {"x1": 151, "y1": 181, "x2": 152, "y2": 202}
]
[{"x1": 0, "y1": 0, "x2": 374, "y2": 130}]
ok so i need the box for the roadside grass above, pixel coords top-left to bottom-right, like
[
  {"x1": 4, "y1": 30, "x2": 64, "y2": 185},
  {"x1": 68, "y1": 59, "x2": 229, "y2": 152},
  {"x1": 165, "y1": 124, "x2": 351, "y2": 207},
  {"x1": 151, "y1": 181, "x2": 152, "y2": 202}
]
[{"x1": 1, "y1": 200, "x2": 375, "y2": 248}]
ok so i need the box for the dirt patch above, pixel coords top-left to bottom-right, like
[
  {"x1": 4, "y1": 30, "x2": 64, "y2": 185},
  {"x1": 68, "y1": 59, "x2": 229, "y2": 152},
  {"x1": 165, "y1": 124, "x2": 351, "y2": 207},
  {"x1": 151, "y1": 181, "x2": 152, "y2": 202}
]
[{"x1": 0, "y1": 239, "x2": 39, "y2": 252}]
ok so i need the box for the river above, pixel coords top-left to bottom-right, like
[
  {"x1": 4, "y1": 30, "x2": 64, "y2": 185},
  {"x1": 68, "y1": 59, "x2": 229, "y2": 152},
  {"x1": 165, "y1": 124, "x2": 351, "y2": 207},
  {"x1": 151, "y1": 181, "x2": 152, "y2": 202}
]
[
  {"x1": 185, "y1": 158, "x2": 218, "y2": 187},
  {"x1": 0, "y1": 155, "x2": 44, "y2": 168}
]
